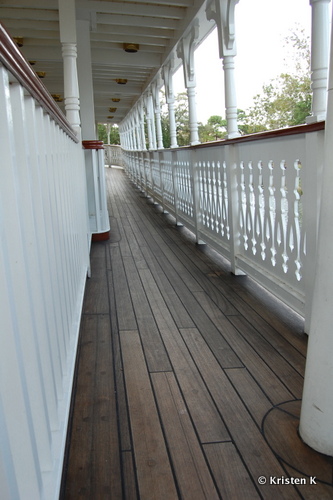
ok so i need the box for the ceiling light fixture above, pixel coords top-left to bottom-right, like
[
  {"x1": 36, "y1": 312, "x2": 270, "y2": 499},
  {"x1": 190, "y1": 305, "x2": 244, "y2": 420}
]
[
  {"x1": 52, "y1": 94, "x2": 63, "y2": 102},
  {"x1": 112, "y1": 98, "x2": 121, "y2": 102},
  {"x1": 36, "y1": 71, "x2": 46, "y2": 78},
  {"x1": 123, "y1": 43, "x2": 139, "y2": 53},
  {"x1": 115, "y1": 79, "x2": 127, "y2": 85},
  {"x1": 13, "y1": 37, "x2": 23, "y2": 47},
  {"x1": 109, "y1": 107, "x2": 117, "y2": 113}
]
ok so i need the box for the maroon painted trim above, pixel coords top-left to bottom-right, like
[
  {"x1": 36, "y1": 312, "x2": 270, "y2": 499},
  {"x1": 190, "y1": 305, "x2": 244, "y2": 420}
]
[
  {"x1": 92, "y1": 231, "x2": 110, "y2": 242},
  {"x1": 0, "y1": 22, "x2": 78, "y2": 143},
  {"x1": 82, "y1": 140, "x2": 104, "y2": 150}
]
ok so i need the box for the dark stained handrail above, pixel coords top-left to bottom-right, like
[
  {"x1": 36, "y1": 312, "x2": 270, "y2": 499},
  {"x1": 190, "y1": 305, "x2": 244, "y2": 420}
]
[
  {"x1": 0, "y1": 22, "x2": 79, "y2": 143},
  {"x1": 191, "y1": 121, "x2": 325, "y2": 150}
]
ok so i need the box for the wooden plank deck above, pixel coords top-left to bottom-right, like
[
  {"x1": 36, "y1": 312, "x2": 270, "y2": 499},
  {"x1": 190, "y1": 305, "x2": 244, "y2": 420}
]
[{"x1": 61, "y1": 166, "x2": 333, "y2": 499}]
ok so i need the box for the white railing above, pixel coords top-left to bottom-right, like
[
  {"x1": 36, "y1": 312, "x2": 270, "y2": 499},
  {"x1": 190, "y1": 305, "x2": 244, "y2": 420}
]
[
  {"x1": 0, "y1": 24, "x2": 90, "y2": 499},
  {"x1": 104, "y1": 144, "x2": 124, "y2": 167},
  {"x1": 123, "y1": 122, "x2": 325, "y2": 324}
]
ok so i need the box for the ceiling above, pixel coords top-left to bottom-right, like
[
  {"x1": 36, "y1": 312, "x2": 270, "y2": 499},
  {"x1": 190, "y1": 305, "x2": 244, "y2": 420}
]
[{"x1": 0, "y1": 0, "x2": 214, "y2": 125}]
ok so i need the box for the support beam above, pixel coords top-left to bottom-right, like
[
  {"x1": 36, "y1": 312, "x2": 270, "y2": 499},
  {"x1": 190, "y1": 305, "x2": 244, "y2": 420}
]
[
  {"x1": 162, "y1": 57, "x2": 178, "y2": 148},
  {"x1": 177, "y1": 22, "x2": 200, "y2": 146},
  {"x1": 151, "y1": 76, "x2": 164, "y2": 149},
  {"x1": 58, "y1": 0, "x2": 81, "y2": 138},
  {"x1": 206, "y1": 0, "x2": 240, "y2": 138},
  {"x1": 299, "y1": 12, "x2": 333, "y2": 456},
  {"x1": 307, "y1": 0, "x2": 331, "y2": 123},
  {"x1": 76, "y1": 19, "x2": 96, "y2": 140}
]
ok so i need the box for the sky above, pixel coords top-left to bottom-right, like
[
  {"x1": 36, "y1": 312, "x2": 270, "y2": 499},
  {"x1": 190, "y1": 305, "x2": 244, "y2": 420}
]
[{"x1": 173, "y1": 0, "x2": 312, "y2": 123}]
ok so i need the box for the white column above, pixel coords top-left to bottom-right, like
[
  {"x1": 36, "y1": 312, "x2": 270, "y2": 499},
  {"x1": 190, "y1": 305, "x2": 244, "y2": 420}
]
[
  {"x1": 133, "y1": 109, "x2": 141, "y2": 150},
  {"x1": 145, "y1": 92, "x2": 155, "y2": 150},
  {"x1": 162, "y1": 59, "x2": 178, "y2": 148},
  {"x1": 307, "y1": 0, "x2": 331, "y2": 123},
  {"x1": 128, "y1": 121, "x2": 134, "y2": 150},
  {"x1": 58, "y1": 0, "x2": 81, "y2": 138},
  {"x1": 138, "y1": 101, "x2": 147, "y2": 150},
  {"x1": 149, "y1": 91, "x2": 157, "y2": 150},
  {"x1": 76, "y1": 19, "x2": 96, "y2": 139},
  {"x1": 177, "y1": 22, "x2": 200, "y2": 145},
  {"x1": 131, "y1": 115, "x2": 138, "y2": 150},
  {"x1": 299, "y1": 16, "x2": 333, "y2": 456},
  {"x1": 151, "y1": 77, "x2": 164, "y2": 149},
  {"x1": 206, "y1": 0, "x2": 240, "y2": 138}
]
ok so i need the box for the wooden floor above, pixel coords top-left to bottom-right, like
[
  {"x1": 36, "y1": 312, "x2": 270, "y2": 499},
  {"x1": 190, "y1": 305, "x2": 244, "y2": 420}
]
[{"x1": 61, "y1": 167, "x2": 333, "y2": 500}]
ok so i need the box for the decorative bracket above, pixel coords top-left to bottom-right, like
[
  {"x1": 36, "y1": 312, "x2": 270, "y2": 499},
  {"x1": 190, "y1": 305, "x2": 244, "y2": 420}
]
[
  {"x1": 162, "y1": 56, "x2": 175, "y2": 103},
  {"x1": 176, "y1": 20, "x2": 199, "y2": 88},
  {"x1": 206, "y1": 0, "x2": 239, "y2": 58},
  {"x1": 151, "y1": 73, "x2": 163, "y2": 109}
]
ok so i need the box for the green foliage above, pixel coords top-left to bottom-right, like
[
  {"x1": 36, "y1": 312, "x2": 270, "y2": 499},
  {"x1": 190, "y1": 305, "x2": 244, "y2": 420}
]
[
  {"x1": 97, "y1": 123, "x2": 108, "y2": 143},
  {"x1": 240, "y1": 27, "x2": 311, "y2": 133},
  {"x1": 174, "y1": 92, "x2": 190, "y2": 146},
  {"x1": 97, "y1": 123, "x2": 120, "y2": 144},
  {"x1": 198, "y1": 115, "x2": 227, "y2": 142},
  {"x1": 160, "y1": 92, "x2": 171, "y2": 148}
]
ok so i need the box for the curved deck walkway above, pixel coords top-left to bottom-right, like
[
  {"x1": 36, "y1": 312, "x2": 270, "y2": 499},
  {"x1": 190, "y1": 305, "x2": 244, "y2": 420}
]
[{"x1": 61, "y1": 166, "x2": 333, "y2": 499}]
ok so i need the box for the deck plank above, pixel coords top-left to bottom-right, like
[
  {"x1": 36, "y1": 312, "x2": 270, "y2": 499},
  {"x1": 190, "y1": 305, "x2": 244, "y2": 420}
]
[
  {"x1": 203, "y1": 442, "x2": 261, "y2": 499},
  {"x1": 139, "y1": 266, "x2": 230, "y2": 443},
  {"x1": 120, "y1": 330, "x2": 178, "y2": 500},
  {"x1": 63, "y1": 314, "x2": 122, "y2": 499},
  {"x1": 151, "y1": 372, "x2": 220, "y2": 499}
]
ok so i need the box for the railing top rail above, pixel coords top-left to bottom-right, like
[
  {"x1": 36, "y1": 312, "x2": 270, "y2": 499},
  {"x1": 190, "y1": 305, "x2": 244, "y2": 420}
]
[
  {"x1": 122, "y1": 121, "x2": 325, "y2": 154},
  {"x1": 192, "y1": 121, "x2": 325, "y2": 150},
  {"x1": 0, "y1": 22, "x2": 78, "y2": 143}
]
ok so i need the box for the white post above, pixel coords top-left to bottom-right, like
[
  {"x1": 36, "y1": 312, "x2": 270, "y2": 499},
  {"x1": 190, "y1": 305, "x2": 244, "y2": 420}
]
[
  {"x1": 206, "y1": 0, "x2": 240, "y2": 138},
  {"x1": 299, "y1": 16, "x2": 333, "y2": 456},
  {"x1": 149, "y1": 91, "x2": 157, "y2": 150},
  {"x1": 177, "y1": 22, "x2": 200, "y2": 145},
  {"x1": 134, "y1": 109, "x2": 142, "y2": 150},
  {"x1": 307, "y1": 0, "x2": 331, "y2": 123},
  {"x1": 145, "y1": 92, "x2": 155, "y2": 150},
  {"x1": 58, "y1": 0, "x2": 81, "y2": 138},
  {"x1": 222, "y1": 55, "x2": 239, "y2": 138},
  {"x1": 162, "y1": 58, "x2": 179, "y2": 148},
  {"x1": 151, "y1": 77, "x2": 164, "y2": 149},
  {"x1": 131, "y1": 115, "x2": 138, "y2": 150},
  {"x1": 76, "y1": 19, "x2": 96, "y2": 139},
  {"x1": 138, "y1": 101, "x2": 147, "y2": 150}
]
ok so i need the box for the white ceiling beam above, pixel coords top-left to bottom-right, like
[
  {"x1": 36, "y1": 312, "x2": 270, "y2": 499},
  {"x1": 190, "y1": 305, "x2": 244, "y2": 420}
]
[
  {"x1": 94, "y1": 24, "x2": 174, "y2": 40},
  {"x1": 96, "y1": 13, "x2": 178, "y2": 30},
  {"x1": 0, "y1": 7, "x2": 59, "y2": 20},
  {"x1": 78, "y1": 1, "x2": 186, "y2": 19},
  {"x1": 2, "y1": 19, "x2": 59, "y2": 32}
]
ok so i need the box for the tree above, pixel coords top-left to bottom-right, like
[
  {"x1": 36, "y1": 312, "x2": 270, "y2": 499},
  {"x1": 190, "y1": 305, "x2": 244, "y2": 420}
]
[
  {"x1": 97, "y1": 123, "x2": 120, "y2": 144},
  {"x1": 241, "y1": 27, "x2": 311, "y2": 132},
  {"x1": 174, "y1": 92, "x2": 191, "y2": 146},
  {"x1": 198, "y1": 115, "x2": 227, "y2": 142}
]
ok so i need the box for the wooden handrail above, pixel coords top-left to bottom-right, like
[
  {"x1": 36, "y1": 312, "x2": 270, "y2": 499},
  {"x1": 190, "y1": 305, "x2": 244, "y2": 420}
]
[
  {"x1": 191, "y1": 121, "x2": 325, "y2": 150},
  {"x1": 0, "y1": 22, "x2": 79, "y2": 143},
  {"x1": 123, "y1": 121, "x2": 325, "y2": 153}
]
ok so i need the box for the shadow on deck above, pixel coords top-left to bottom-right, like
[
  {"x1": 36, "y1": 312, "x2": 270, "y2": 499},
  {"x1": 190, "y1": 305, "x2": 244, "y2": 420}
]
[{"x1": 61, "y1": 167, "x2": 333, "y2": 499}]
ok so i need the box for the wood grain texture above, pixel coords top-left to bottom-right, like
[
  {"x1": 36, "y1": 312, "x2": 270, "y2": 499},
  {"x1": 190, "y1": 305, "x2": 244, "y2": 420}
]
[
  {"x1": 151, "y1": 371, "x2": 220, "y2": 499},
  {"x1": 120, "y1": 330, "x2": 178, "y2": 500}
]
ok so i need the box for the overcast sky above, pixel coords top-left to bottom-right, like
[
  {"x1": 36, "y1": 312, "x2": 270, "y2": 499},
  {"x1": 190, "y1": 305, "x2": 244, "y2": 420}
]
[{"x1": 173, "y1": 0, "x2": 312, "y2": 123}]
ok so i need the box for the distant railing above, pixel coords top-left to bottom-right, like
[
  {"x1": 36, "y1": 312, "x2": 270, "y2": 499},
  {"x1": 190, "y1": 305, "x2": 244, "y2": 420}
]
[
  {"x1": 104, "y1": 144, "x2": 124, "y2": 167},
  {"x1": 123, "y1": 121, "x2": 325, "y2": 325},
  {"x1": 0, "y1": 23, "x2": 90, "y2": 500}
]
